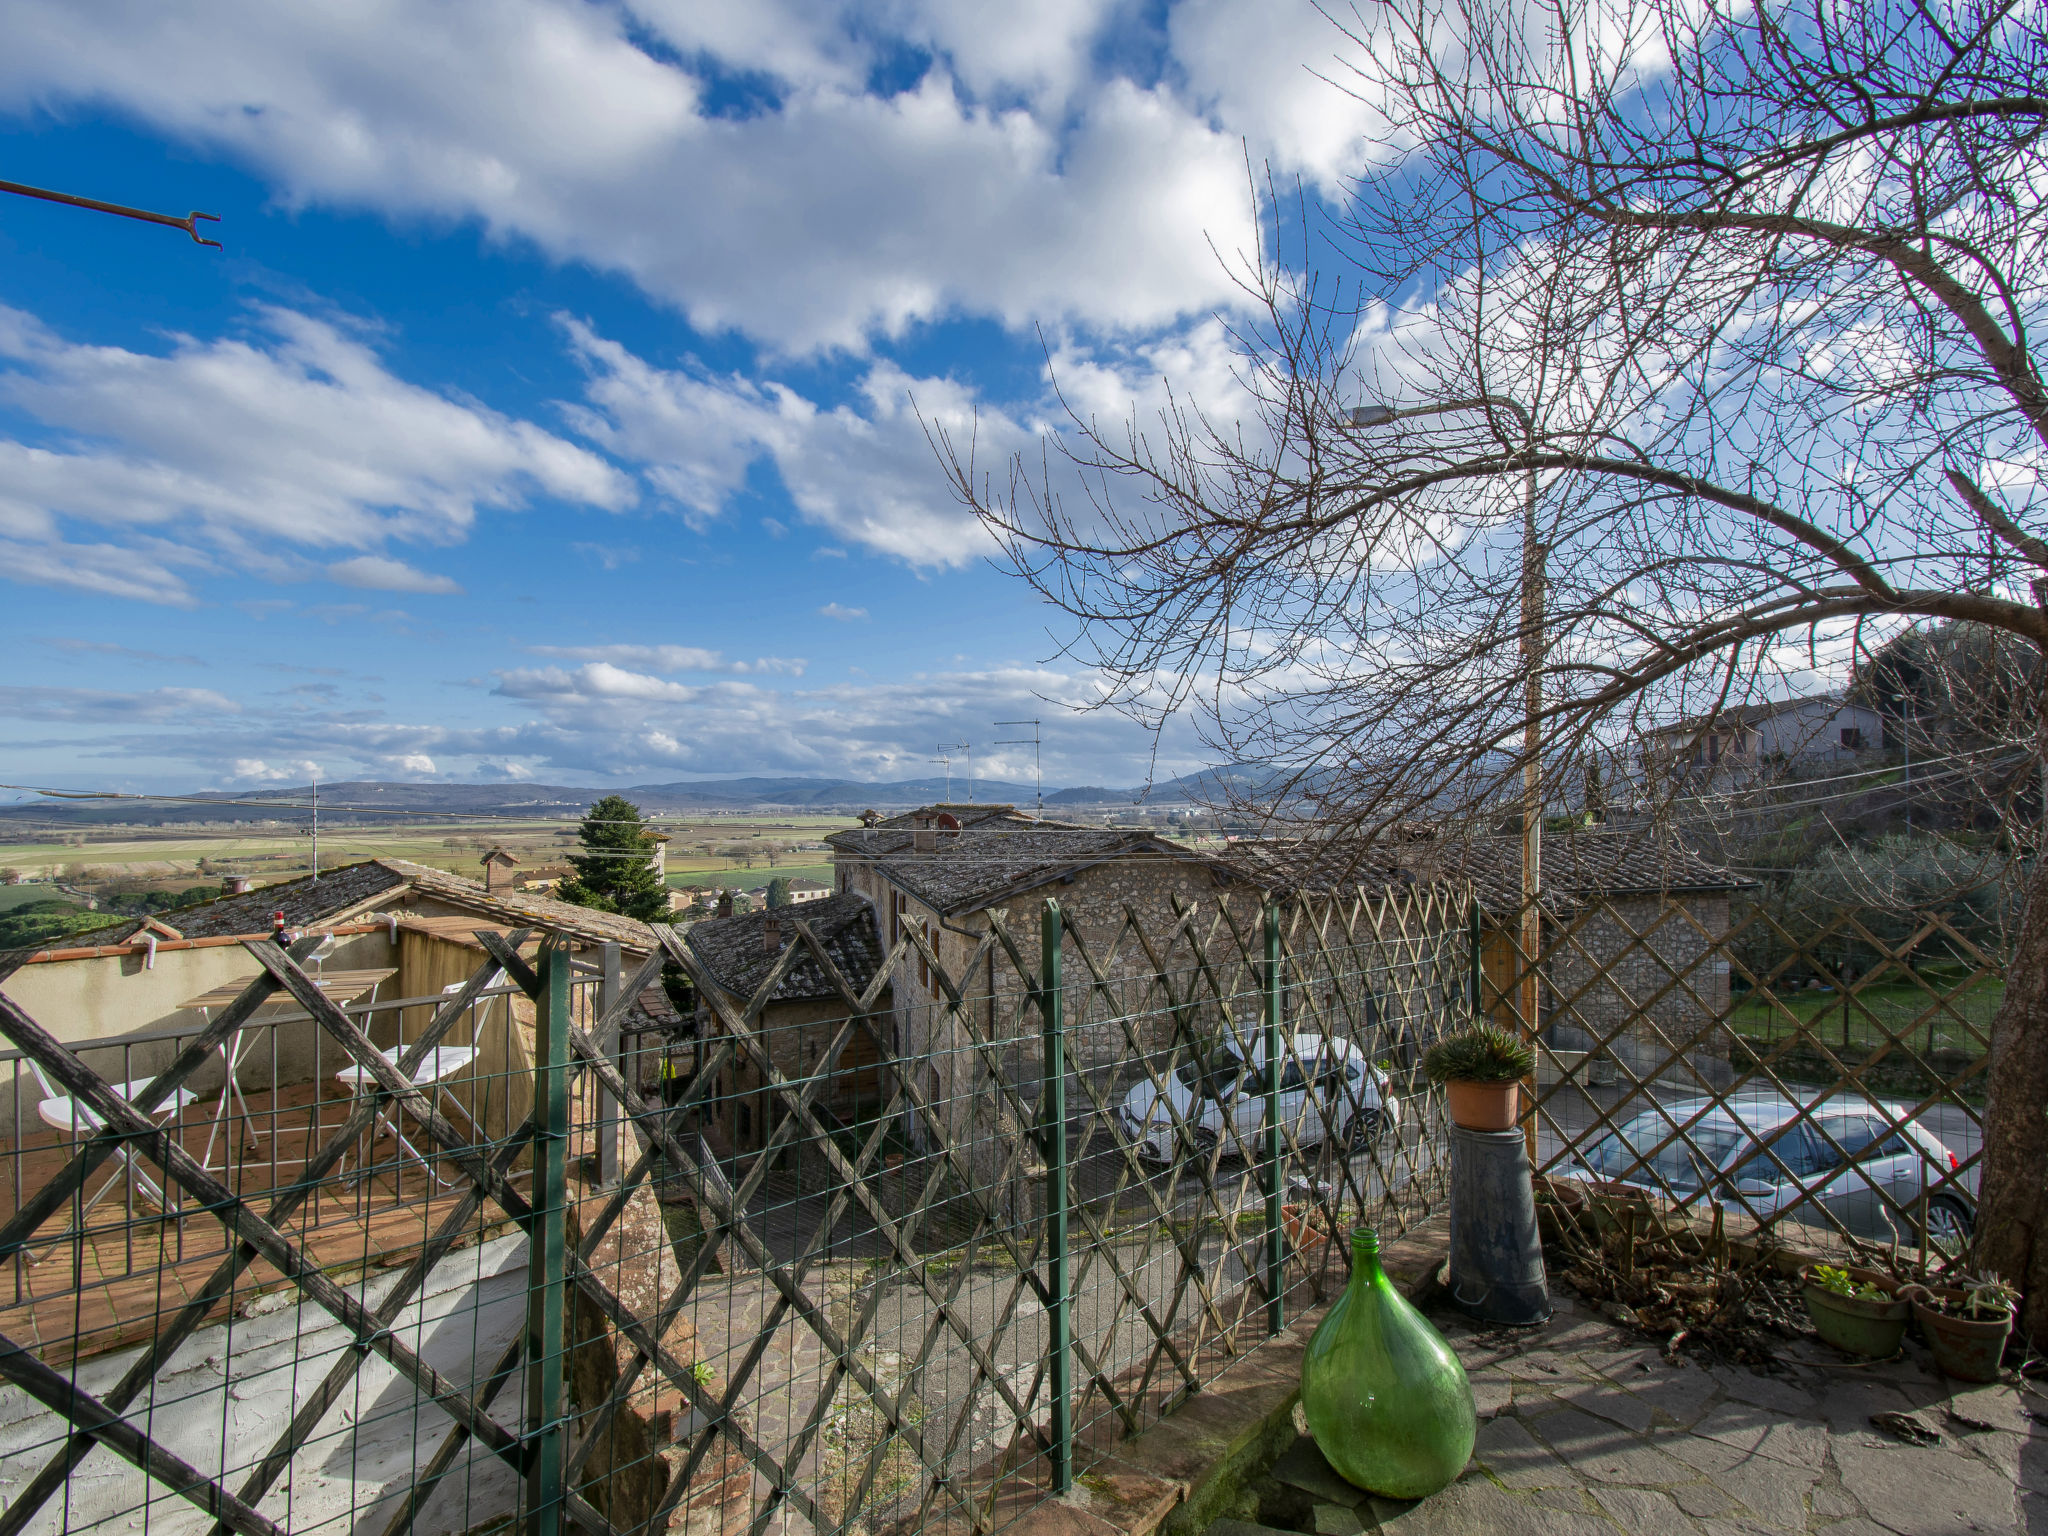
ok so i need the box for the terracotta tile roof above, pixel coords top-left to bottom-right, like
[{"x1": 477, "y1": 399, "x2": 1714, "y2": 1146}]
[
  {"x1": 684, "y1": 891, "x2": 884, "y2": 1003},
  {"x1": 1432, "y1": 831, "x2": 1749, "y2": 908},
  {"x1": 827, "y1": 809, "x2": 1213, "y2": 915},
  {"x1": 382, "y1": 859, "x2": 662, "y2": 951},
  {"x1": 52, "y1": 860, "x2": 410, "y2": 948},
  {"x1": 1202, "y1": 828, "x2": 1747, "y2": 909},
  {"x1": 37, "y1": 857, "x2": 667, "y2": 956}
]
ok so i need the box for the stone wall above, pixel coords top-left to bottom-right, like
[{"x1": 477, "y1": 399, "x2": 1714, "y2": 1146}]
[
  {"x1": 838, "y1": 857, "x2": 1465, "y2": 1162},
  {"x1": 1542, "y1": 893, "x2": 1735, "y2": 1087}
]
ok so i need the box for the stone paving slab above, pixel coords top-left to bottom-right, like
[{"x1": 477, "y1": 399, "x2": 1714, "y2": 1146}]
[
  {"x1": 1042, "y1": 1237, "x2": 2040, "y2": 1536},
  {"x1": 1362, "y1": 1290, "x2": 2042, "y2": 1534}
]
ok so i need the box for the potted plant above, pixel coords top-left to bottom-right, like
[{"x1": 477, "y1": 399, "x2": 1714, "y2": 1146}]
[
  {"x1": 1906, "y1": 1273, "x2": 2016, "y2": 1383},
  {"x1": 1803, "y1": 1263, "x2": 1910, "y2": 1357},
  {"x1": 1422, "y1": 1024, "x2": 1536, "y2": 1131}
]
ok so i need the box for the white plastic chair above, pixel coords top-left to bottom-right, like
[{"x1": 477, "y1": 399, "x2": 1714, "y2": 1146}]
[
  {"x1": 335, "y1": 995, "x2": 482, "y2": 1189},
  {"x1": 26, "y1": 1058, "x2": 196, "y2": 1222}
]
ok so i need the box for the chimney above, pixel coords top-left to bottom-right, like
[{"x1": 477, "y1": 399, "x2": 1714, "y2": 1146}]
[
  {"x1": 912, "y1": 813, "x2": 937, "y2": 855},
  {"x1": 763, "y1": 915, "x2": 783, "y2": 954},
  {"x1": 223, "y1": 875, "x2": 253, "y2": 896}
]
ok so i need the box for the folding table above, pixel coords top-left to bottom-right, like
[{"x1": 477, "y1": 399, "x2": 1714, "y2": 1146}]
[{"x1": 179, "y1": 965, "x2": 396, "y2": 1171}]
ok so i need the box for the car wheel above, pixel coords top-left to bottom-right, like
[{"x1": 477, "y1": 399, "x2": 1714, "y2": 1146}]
[
  {"x1": 1925, "y1": 1193, "x2": 1973, "y2": 1249},
  {"x1": 1183, "y1": 1125, "x2": 1220, "y2": 1161},
  {"x1": 1345, "y1": 1110, "x2": 1383, "y2": 1151}
]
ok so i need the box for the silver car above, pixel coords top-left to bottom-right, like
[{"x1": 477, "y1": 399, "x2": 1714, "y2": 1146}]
[
  {"x1": 1117, "y1": 1033, "x2": 1399, "y2": 1164},
  {"x1": 1569, "y1": 1093, "x2": 1972, "y2": 1246}
]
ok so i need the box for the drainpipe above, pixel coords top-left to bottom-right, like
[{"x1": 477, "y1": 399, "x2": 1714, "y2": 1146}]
[{"x1": 140, "y1": 932, "x2": 158, "y2": 970}]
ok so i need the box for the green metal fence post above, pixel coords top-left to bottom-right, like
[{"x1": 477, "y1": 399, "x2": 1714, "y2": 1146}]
[
  {"x1": 1264, "y1": 901, "x2": 1284, "y2": 1336},
  {"x1": 526, "y1": 939, "x2": 571, "y2": 1536},
  {"x1": 1040, "y1": 899, "x2": 1072, "y2": 1492}
]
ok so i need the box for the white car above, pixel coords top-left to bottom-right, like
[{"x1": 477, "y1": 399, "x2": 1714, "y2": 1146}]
[
  {"x1": 1568, "y1": 1093, "x2": 1973, "y2": 1246},
  {"x1": 1116, "y1": 1032, "x2": 1400, "y2": 1164}
]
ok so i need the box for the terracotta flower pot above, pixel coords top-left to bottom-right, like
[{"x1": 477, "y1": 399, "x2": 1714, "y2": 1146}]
[
  {"x1": 1445, "y1": 1078, "x2": 1520, "y2": 1131},
  {"x1": 1912, "y1": 1294, "x2": 2012, "y2": 1383},
  {"x1": 1283, "y1": 1202, "x2": 1331, "y2": 1258}
]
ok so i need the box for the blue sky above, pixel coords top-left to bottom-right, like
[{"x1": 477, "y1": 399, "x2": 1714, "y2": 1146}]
[{"x1": 0, "y1": 0, "x2": 1380, "y2": 793}]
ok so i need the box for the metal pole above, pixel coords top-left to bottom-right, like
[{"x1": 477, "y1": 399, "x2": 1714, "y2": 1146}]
[
  {"x1": 598, "y1": 941, "x2": 622, "y2": 1188},
  {"x1": 1521, "y1": 465, "x2": 1544, "y2": 1162},
  {"x1": 1469, "y1": 900, "x2": 1485, "y2": 1021},
  {"x1": 1264, "y1": 903, "x2": 1284, "y2": 1335},
  {"x1": 1040, "y1": 900, "x2": 1071, "y2": 1493},
  {"x1": 526, "y1": 940, "x2": 571, "y2": 1536},
  {"x1": 310, "y1": 777, "x2": 319, "y2": 884}
]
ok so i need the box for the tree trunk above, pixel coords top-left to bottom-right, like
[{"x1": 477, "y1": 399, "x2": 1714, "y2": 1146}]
[{"x1": 1976, "y1": 837, "x2": 2048, "y2": 1341}]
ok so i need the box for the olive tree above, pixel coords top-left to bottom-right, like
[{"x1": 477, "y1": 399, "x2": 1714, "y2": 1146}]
[{"x1": 944, "y1": 0, "x2": 2048, "y2": 1329}]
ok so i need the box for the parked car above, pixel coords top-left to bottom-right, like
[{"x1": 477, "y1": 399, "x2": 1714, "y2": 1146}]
[
  {"x1": 1566, "y1": 1093, "x2": 1972, "y2": 1246},
  {"x1": 1117, "y1": 1033, "x2": 1399, "y2": 1164}
]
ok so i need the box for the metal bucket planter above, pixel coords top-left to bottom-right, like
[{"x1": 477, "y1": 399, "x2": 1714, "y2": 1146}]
[
  {"x1": 1803, "y1": 1266, "x2": 1909, "y2": 1358},
  {"x1": 1912, "y1": 1292, "x2": 2012, "y2": 1383}
]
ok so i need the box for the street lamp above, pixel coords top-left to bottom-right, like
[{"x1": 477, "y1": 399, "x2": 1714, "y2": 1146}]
[{"x1": 1346, "y1": 398, "x2": 1546, "y2": 1099}]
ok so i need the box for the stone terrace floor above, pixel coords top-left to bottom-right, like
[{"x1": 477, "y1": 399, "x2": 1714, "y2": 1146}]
[{"x1": 1253, "y1": 1287, "x2": 2042, "y2": 1536}]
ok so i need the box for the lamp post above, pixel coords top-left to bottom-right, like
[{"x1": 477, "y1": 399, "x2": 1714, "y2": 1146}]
[{"x1": 1348, "y1": 399, "x2": 1545, "y2": 1127}]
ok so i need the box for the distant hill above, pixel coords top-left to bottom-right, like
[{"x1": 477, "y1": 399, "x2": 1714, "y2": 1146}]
[{"x1": 0, "y1": 764, "x2": 1283, "y2": 827}]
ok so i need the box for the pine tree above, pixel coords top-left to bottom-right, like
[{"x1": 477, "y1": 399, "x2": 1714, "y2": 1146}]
[
  {"x1": 555, "y1": 796, "x2": 671, "y2": 921},
  {"x1": 765, "y1": 876, "x2": 791, "y2": 910}
]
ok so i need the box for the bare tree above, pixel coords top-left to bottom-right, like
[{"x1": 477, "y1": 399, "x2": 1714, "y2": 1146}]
[{"x1": 943, "y1": 0, "x2": 2048, "y2": 1327}]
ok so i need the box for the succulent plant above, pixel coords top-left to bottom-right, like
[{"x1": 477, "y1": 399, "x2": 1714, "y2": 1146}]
[{"x1": 1421, "y1": 1024, "x2": 1535, "y2": 1085}]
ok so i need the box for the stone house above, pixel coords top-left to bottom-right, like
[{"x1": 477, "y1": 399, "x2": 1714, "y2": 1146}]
[
  {"x1": 681, "y1": 891, "x2": 890, "y2": 1156},
  {"x1": 1442, "y1": 832, "x2": 1751, "y2": 1088},
  {"x1": 826, "y1": 804, "x2": 1313, "y2": 1174}
]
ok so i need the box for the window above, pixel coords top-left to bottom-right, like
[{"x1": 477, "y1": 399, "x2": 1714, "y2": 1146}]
[
  {"x1": 1175, "y1": 1055, "x2": 1245, "y2": 1101},
  {"x1": 1732, "y1": 1123, "x2": 1833, "y2": 1185},
  {"x1": 1582, "y1": 1121, "x2": 1740, "y2": 1192},
  {"x1": 1840, "y1": 726, "x2": 1865, "y2": 749}
]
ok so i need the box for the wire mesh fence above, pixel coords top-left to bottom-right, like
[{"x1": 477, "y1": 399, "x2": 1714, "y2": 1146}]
[
  {"x1": 0, "y1": 885, "x2": 1466, "y2": 1536},
  {"x1": 1516, "y1": 886, "x2": 1997, "y2": 1262}
]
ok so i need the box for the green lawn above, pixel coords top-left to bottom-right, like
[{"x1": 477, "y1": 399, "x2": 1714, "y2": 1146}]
[
  {"x1": 1727, "y1": 966, "x2": 1999, "y2": 1059},
  {"x1": 668, "y1": 862, "x2": 834, "y2": 894}
]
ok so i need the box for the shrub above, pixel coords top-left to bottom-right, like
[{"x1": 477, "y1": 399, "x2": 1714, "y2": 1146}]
[{"x1": 1422, "y1": 1024, "x2": 1534, "y2": 1084}]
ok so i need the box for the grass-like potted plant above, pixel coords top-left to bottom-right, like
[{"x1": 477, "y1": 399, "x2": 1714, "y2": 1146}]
[
  {"x1": 1803, "y1": 1263, "x2": 1909, "y2": 1358},
  {"x1": 1422, "y1": 1025, "x2": 1536, "y2": 1131},
  {"x1": 1905, "y1": 1273, "x2": 2016, "y2": 1382}
]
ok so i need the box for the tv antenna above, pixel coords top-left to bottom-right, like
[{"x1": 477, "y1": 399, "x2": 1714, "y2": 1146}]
[
  {"x1": 0, "y1": 176, "x2": 221, "y2": 245},
  {"x1": 933, "y1": 742, "x2": 972, "y2": 803},
  {"x1": 996, "y1": 719, "x2": 1042, "y2": 820}
]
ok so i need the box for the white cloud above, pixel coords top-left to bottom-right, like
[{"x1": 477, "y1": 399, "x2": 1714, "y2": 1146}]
[
  {"x1": 0, "y1": 656, "x2": 1210, "y2": 788},
  {"x1": 1167, "y1": 0, "x2": 1395, "y2": 194},
  {"x1": 0, "y1": 304, "x2": 631, "y2": 603},
  {"x1": 560, "y1": 317, "x2": 1014, "y2": 564},
  {"x1": 819, "y1": 603, "x2": 868, "y2": 621},
  {"x1": 527, "y1": 644, "x2": 804, "y2": 676},
  {"x1": 0, "y1": 684, "x2": 239, "y2": 723},
  {"x1": 482, "y1": 659, "x2": 1201, "y2": 781},
  {"x1": 229, "y1": 758, "x2": 322, "y2": 783},
  {"x1": 0, "y1": 2, "x2": 1271, "y2": 353},
  {"x1": 328, "y1": 555, "x2": 464, "y2": 594}
]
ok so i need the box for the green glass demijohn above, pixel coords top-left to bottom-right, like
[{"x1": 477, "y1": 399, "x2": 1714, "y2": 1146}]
[{"x1": 1300, "y1": 1228, "x2": 1477, "y2": 1500}]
